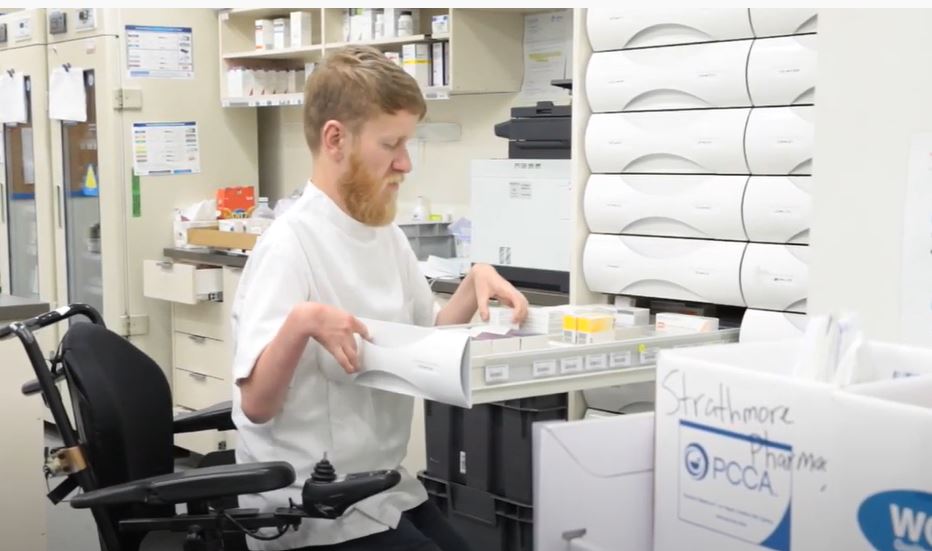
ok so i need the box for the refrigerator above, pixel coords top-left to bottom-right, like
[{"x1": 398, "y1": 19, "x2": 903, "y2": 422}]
[
  {"x1": 45, "y1": 8, "x2": 258, "y2": 377},
  {"x1": 0, "y1": 9, "x2": 56, "y2": 307}
]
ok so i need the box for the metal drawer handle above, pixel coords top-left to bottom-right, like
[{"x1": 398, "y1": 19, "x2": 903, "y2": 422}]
[
  {"x1": 188, "y1": 371, "x2": 207, "y2": 382},
  {"x1": 156, "y1": 260, "x2": 174, "y2": 270},
  {"x1": 187, "y1": 334, "x2": 206, "y2": 344}
]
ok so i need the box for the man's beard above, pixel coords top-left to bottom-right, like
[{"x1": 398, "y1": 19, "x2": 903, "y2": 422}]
[{"x1": 338, "y1": 151, "x2": 401, "y2": 227}]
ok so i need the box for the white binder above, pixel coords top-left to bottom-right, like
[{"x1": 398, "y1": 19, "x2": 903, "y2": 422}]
[{"x1": 584, "y1": 174, "x2": 747, "y2": 241}]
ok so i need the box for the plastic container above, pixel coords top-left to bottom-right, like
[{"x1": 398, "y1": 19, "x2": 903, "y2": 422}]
[
  {"x1": 419, "y1": 473, "x2": 533, "y2": 551},
  {"x1": 397, "y1": 11, "x2": 414, "y2": 37},
  {"x1": 252, "y1": 197, "x2": 274, "y2": 219},
  {"x1": 412, "y1": 195, "x2": 428, "y2": 221},
  {"x1": 424, "y1": 393, "x2": 568, "y2": 505}
]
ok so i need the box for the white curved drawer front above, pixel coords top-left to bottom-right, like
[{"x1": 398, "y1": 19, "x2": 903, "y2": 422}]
[
  {"x1": 740, "y1": 243, "x2": 809, "y2": 313},
  {"x1": 587, "y1": 8, "x2": 753, "y2": 51},
  {"x1": 586, "y1": 41, "x2": 752, "y2": 112},
  {"x1": 585, "y1": 109, "x2": 750, "y2": 174},
  {"x1": 743, "y1": 176, "x2": 812, "y2": 244},
  {"x1": 745, "y1": 106, "x2": 814, "y2": 175},
  {"x1": 748, "y1": 35, "x2": 817, "y2": 106},
  {"x1": 583, "y1": 234, "x2": 746, "y2": 305},
  {"x1": 739, "y1": 309, "x2": 807, "y2": 343},
  {"x1": 750, "y1": 8, "x2": 817, "y2": 38},
  {"x1": 584, "y1": 174, "x2": 747, "y2": 240}
]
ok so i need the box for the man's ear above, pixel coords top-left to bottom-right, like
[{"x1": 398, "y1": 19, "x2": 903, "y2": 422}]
[{"x1": 321, "y1": 120, "x2": 345, "y2": 162}]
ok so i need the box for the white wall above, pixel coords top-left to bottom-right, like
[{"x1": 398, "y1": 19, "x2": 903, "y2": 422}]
[
  {"x1": 809, "y1": 9, "x2": 932, "y2": 344},
  {"x1": 257, "y1": 93, "x2": 515, "y2": 220}
]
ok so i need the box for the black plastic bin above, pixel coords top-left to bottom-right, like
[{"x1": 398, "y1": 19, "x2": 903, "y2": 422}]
[
  {"x1": 424, "y1": 393, "x2": 568, "y2": 505},
  {"x1": 419, "y1": 472, "x2": 533, "y2": 551}
]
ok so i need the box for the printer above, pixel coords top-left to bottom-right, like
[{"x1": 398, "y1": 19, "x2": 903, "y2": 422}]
[{"x1": 494, "y1": 101, "x2": 571, "y2": 160}]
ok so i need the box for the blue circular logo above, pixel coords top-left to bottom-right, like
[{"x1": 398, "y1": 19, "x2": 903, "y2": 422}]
[{"x1": 684, "y1": 443, "x2": 709, "y2": 480}]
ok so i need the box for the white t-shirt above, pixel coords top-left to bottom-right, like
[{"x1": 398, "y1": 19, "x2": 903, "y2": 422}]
[{"x1": 230, "y1": 182, "x2": 437, "y2": 549}]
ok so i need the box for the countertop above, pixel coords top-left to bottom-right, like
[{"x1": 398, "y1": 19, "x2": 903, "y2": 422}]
[
  {"x1": 163, "y1": 248, "x2": 569, "y2": 306},
  {"x1": 0, "y1": 295, "x2": 50, "y2": 322}
]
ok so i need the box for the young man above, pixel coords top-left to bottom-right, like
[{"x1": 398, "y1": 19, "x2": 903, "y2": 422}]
[{"x1": 231, "y1": 46, "x2": 529, "y2": 551}]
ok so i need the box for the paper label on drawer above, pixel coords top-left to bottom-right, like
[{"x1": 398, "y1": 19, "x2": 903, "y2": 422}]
[
  {"x1": 484, "y1": 364, "x2": 510, "y2": 384},
  {"x1": 533, "y1": 359, "x2": 557, "y2": 378},
  {"x1": 560, "y1": 356, "x2": 583, "y2": 374},
  {"x1": 638, "y1": 344, "x2": 658, "y2": 363},
  {"x1": 459, "y1": 451, "x2": 466, "y2": 475},
  {"x1": 610, "y1": 350, "x2": 633, "y2": 368},
  {"x1": 585, "y1": 353, "x2": 608, "y2": 371}
]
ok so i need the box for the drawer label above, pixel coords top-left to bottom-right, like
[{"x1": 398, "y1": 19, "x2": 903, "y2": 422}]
[
  {"x1": 585, "y1": 353, "x2": 608, "y2": 371},
  {"x1": 610, "y1": 350, "x2": 633, "y2": 368},
  {"x1": 560, "y1": 356, "x2": 583, "y2": 374},
  {"x1": 484, "y1": 364, "x2": 510, "y2": 384},
  {"x1": 638, "y1": 344, "x2": 659, "y2": 364},
  {"x1": 533, "y1": 359, "x2": 557, "y2": 378}
]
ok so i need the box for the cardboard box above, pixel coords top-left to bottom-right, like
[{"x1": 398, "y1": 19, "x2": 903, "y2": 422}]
[
  {"x1": 254, "y1": 19, "x2": 273, "y2": 50},
  {"x1": 431, "y1": 41, "x2": 445, "y2": 87},
  {"x1": 614, "y1": 306, "x2": 650, "y2": 327},
  {"x1": 273, "y1": 18, "x2": 289, "y2": 49},
  {"x1": 187, "y1": 227, "x2": 257, "y2": 251},
  {"x1": 654, "y1": 339, "x2": 932, "y2": 551}
]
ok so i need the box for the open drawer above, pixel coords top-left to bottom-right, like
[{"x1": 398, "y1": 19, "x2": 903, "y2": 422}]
[{"x1": 143, "y1": 260, "x2": 222, "y2": 305}]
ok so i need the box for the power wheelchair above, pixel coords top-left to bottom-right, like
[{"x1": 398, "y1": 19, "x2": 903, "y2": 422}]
[{"x1": 4, "y1": 304, "x2": 400, "y2": 551}]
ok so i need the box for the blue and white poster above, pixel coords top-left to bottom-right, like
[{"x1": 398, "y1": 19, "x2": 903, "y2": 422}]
[{"x1": 125, "y1": 25, "x2": 193, "y2": 79}]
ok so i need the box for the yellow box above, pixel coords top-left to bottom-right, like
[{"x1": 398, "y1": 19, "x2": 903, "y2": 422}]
[{"x1": 576, "y1": 314, "x2": 613, "y2": 334}]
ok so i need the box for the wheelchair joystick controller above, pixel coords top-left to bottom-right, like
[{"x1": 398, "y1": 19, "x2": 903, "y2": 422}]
[{"x1": 301, "y1": 454, "x2": 401, "y2": 519}]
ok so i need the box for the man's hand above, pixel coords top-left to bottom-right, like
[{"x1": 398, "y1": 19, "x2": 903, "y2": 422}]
[
  {"x1": 471, "y1": 264, "x2": 529, "y2": 325},
  {"x1": 305, "y1": 303, "x2": 370, "y2": 374}
]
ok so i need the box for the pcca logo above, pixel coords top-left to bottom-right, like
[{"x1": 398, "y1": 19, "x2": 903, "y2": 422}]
[{"x1": 684, "y1": 443, "x2": 709, "y2": 480}]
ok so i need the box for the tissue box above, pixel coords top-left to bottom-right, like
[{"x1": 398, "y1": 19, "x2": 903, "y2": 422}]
[{"x1": 216, "y1": 187, "x2": 255, "y2": 219}]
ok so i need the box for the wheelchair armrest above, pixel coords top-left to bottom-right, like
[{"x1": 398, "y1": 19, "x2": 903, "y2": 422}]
[
  {"x1": 69, "y1": 461, "x2": 294, "y2": 509},
  {"x1": 173, "y1": 401, "x2": 235, "y2": 433}
]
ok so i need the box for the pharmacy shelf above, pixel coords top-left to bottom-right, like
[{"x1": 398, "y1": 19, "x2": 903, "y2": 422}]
[
  {"x1": 222, "y1": 88, "x2": 449, "y2": 107},
  {"x1": 468, "y1": 327, "x2": 741, "y2": 405},
  {"x1": 326, "y1": 33, "x2": 436, "y2": 50},
  {"x1": 223, "y1": 45, "x2": 324, "y2": 61},
  {"x1": 220, "y1": 8, "x2": 306, "y2": 20},
  {"x1": 221, "y1": 93, "x2": 304, "y2": 108}
]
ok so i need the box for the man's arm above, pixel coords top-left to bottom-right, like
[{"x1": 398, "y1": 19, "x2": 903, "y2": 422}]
[
  {"x1": 435, "y1": 264, "x2": 529, "y2": 326},
  {"x1": 238, "y1": 303, "x2": 370, "y2": 424}
]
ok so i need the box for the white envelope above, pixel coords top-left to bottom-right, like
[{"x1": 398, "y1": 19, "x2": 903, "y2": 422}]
[{"x1": 318, "y1": 318, "x2": 472, "y2": 408}]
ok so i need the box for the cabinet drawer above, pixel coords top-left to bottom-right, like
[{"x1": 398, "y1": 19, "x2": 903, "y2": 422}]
[
  {"x1": 173, "y1": 302, "x2": 226, "y2": 341},
  {"x1": 144, "y1": 260, "x2": 222, "y2": 305},
  {"x1": 174, "y1": 332, "x2": 229, "y2": 380},
  {"x1": 173, "y1": 367, "x2": 230, "y2": 411}
]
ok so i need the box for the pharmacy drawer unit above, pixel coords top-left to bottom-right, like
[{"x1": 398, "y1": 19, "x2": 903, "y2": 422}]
[
  {"x1": 739, "y1": 309, "x2": 807, "y2": 343},
  {"x1": 587, "y1": 35, "x2": 816, "y2": 113},
  {"x1": 745, "y1": 106, "x2": 814, "y2": 175},
  {"x1": 743, "y1": 176, "x2": 812, "y2": 244},
  {"x1": 585, "y1": 106, "x2": 813, "y2": 175},
  {"x1": 586, "y1": 40, "x2": 752, "y2": 112},
  {"x1": 583, "y1": 174, "x2": 747, "y2": 241},
  {"x1": 582, "y1": 234, "x2": 746, "y2": 306},
  {"x1": 173, "y1": 331, "x2": 229, "y2": 381},
  {"x1": 173, "y1": 301, "x2": 227, "y2": 341},
  {"x1": 143, "y1": 260, "x2": 223, "y2": 305},
  {"x1": 748, "y1": 8, "x2": 817, "y2": 38},
  {"x1": 585, "y1": 109, "x2": 749, "y2": 174},
  {"x1": 740, "y1": 243, "x2": 809, "y2": 313},
  {"x1": 173, "y1": 367, "x2": 230, "y2": 411},
  {"x1": 586, "y1": 8, "x2": 753, "y2": 52},
  {"x1": 747, "y1": 34, "x2": 817, "y2": 106}
]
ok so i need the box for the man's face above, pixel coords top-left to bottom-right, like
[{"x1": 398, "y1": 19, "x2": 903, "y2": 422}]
[{"x1": 338, "y1": 110, "x2": 418, "y2": 226}]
